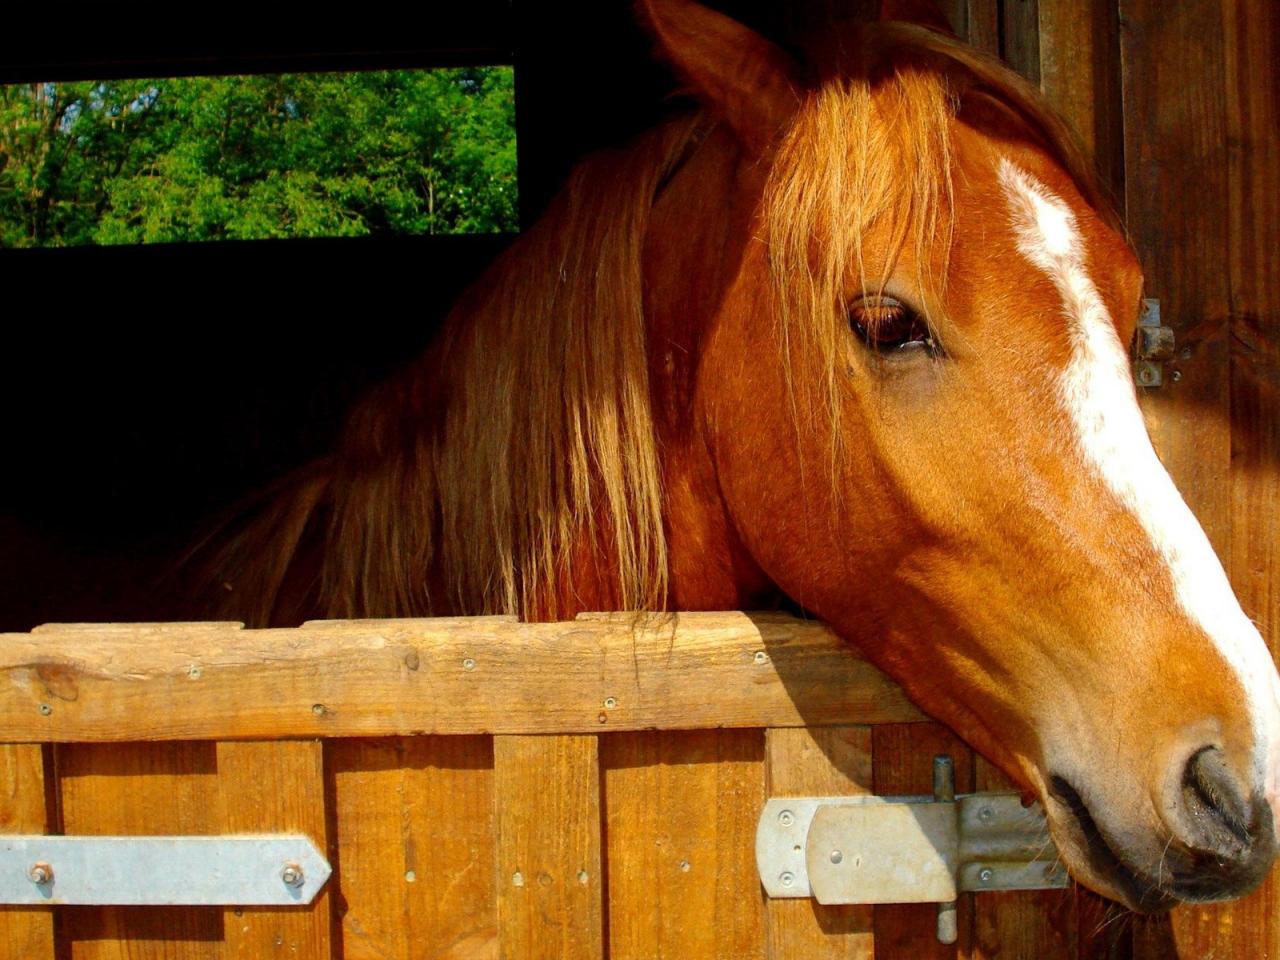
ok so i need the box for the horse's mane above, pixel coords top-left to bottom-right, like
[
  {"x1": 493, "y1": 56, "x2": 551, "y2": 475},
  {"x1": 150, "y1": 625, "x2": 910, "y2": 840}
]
[{"x1": 202, "y1": 21, "x2": 1110, "y2": 627}]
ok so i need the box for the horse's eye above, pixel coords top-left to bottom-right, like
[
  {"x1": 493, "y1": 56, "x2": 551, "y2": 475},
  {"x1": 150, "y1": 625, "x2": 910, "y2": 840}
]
[{"x1": 848, "y1": 295, "x2": 935, "y2": 355}]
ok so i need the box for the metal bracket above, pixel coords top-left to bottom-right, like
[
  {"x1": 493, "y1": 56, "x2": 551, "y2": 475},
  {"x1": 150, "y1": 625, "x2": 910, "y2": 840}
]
[
  {"x1": 756, "y1": 757, "x2": 1066, "y2": 944},
  {"x1": 1134, "y1": 298, "x2": 1174, "y2": 388},
  {"x1": 0, "y1": 835, "x2": 331, "y2": 906}
]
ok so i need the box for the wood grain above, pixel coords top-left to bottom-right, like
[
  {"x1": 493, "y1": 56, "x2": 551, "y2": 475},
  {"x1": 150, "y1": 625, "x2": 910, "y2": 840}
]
[
  {"x1": 329, "y1": 736, "x2": 496, "y2": 960},
  {"x1": 217, "y1": 740, "x2": 330, "y2": 957},
  {"x1": 0, "y1": 742, "x2": 55, "y2": 958},
  {"x1": 55, "y1": 741, "x2": 223, "y2": 960},
  {"x1": 0, "y1": 613, "x2": 924, "y2": 742},
  {"x1": 602, "y1": 730, "x2": 765, "y2": 959},
  {"x1": 494, "y1": 735, "x2": 602, "y2": 960},
  {"x1": 764, "y1": 726, "x2": 874, "y2": 960}
]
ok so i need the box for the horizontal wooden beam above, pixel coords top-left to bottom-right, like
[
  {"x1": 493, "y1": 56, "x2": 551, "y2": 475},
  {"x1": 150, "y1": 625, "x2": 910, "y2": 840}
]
[{"x1": 0, "y1": 612, "x2": 924, "y2": 742}]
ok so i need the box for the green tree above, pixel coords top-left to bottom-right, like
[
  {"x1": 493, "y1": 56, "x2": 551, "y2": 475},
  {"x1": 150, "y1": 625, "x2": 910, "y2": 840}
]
[{"x1": 0, "y1": 67, "x2": 517, "y2": 247}]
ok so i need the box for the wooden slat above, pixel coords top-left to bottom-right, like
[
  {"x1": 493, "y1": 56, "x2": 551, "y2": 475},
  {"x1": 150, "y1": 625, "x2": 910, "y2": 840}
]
[
  {"x1": 56, "y1": 742, "x2": 222, "y2": 960},
  {"x1": 494, "y1": 735, "x2": 602, "y2": 960},
  {"x1": 1037, "y1": 0, "x2": 1125, "y2": 197},
  {"x1": 1000, "y1": 0, "x2": 1042, "y2": 85},
  {"x1": 329, "y1": 736, "x2": 496, "y2": 960},
  {"x1": 217, "y1": 740, "x2": 330, "y2": 957},
  {"x1": 764, "y1": 727, "x2": 873, "y2": 960},
  {"x1": 968, "y1": 756, "x2": 1075, "y2": 960},
  {"x1": 1226, "y1": 0, "x2": 1280, "y2": 956},
  {"x1": 0, "y1": 743, "x2": 55, "y2": 958},
  {"x1": 602, "y1": 730, "x2": 765, "y2": 959},
  {"x1": 0, "y1": 613, "x2": 924, "y2": 741},
  {"x1": 871, "y1": 723, "x2": 974, "y2": 959}
]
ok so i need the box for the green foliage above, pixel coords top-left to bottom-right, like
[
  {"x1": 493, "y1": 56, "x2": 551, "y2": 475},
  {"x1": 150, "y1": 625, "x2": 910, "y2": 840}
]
[{"x1": 0, "y1": 67, "x2": 517, "y2": 247}]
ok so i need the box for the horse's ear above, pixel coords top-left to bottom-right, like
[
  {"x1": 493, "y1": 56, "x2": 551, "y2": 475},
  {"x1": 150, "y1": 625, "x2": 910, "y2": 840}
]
[
  {"x1": 878, "y1": 0, "x2": 956, "y2": 34},
  {"x1": 636, "y1": 0, "x2": 801, "y2": 154}
]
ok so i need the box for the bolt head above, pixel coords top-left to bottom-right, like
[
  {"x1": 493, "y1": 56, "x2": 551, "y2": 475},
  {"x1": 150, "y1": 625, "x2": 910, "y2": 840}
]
[
  {"x1": 829, "y1": 850, "x2": 843, "y2": 864},
  {"x1": 753, "y1": 650, "x2": 768, "y2": 664},
  {"x1": 978, "y1": 807, "x2": 993, "y2": 821},
  {"x1": 778, "y1": 809, "x2": 795, "y2": 826},
  {"x1": 978, "y1": 867, "x2": 994, "y2": 884},
  {"x1": 779, "y1": 871, "x2": 795, "y2": 887},
  {"x1": 281, "y1": 863, "x2": 305, "y2": 887},
  {"x1": 462, "y1": 657, "x2": 476, "y2": 671},
  {"x1": 28, "y1": 862, "x2": 52, "y2": 885}
]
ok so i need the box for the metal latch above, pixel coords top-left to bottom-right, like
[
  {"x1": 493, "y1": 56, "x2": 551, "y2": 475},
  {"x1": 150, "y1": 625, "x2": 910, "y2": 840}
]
[
  {"x1": 755, "y1": 757, "x2": 1066, "y2": 944},
  {"x1": 0, "y1": 835, "x2": 331, "y2": 906},
  {"x1": 1134, "y1": 298, "x2": 1174, "y2": 387}
]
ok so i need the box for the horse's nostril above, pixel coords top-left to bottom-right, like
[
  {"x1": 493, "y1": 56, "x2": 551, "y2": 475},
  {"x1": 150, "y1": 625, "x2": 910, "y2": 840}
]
[{"x1": 1180, "y1": 747, "x2": 1253, "y2": 854}]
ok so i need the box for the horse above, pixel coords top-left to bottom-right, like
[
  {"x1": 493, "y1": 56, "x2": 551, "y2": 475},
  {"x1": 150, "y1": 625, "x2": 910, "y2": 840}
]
[{"x1": 195, "y1": 0, "x2": 1280, "y2": 912}]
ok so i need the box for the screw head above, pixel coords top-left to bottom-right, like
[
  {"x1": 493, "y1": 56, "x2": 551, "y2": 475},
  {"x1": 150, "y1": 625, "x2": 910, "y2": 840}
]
[
  {"x1": 778, "y1": 809, "x2": 795, "y2": 827},
  {"x1": 462, "y1": 657, "x2": 476, "y2": 671},
  {"x1": 779, "y1": 871, "x2": 795, "y2": 887},
  {"x1": 978, "y1": 806, "x2": 993, "y2": 822},
  {"x1": 753, "y1": 650, "x2": 768, "y2": 664},
  {"x1": 603, "y1": 696, "x2": 618, "y2": 709},
  {"x1": 28, "y1": 862, "x2": 52, "y2": 885},
  {"x1": 38, "y1": 703, "x2": 52, "y2": 716},
  {"x1": 281, "y1": 863, "x2": 305, "y2": 888},
  {"x1": 978, "y1": 867, "x2": 994, "y2": 885},
  {"x1": 829, "y1": 850, "x2": 843, "y2": 864}
]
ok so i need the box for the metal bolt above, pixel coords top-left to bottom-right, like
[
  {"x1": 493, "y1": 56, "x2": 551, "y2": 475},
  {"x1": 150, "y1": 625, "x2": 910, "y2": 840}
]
[
  {"x1": 281, "y1": 863, "x2": 305, "y2": 887},
  {"x1": 753, "y1": 650, "x2": 768, "y2": 664},
  {"x1": 187, "y1": 665, "x2": 202, "y2": 679},
  {"x1": 311, "y1": 703, "x2": 326, "y2": 716},
  {"x1": 405, "y1": 870, "x2": 417, "y2": 883},
  {"x1": 1171, "y1": 369, "x2": 1182, "y2": 382},
  {"x1": 512, "y1": 871, "x2": 525, "y2": 887},
  {"x1": 462, "y1": 658, "x2": 476, "y2": 671},
  {"x1": 778, "y1": 809, "x2": 795, "y2": 827},
  {"x1": 779, "y1": 871, "x2": 795, "y2": 887},
  {"x1": 28, "y1": 862, "x2": 52, "y2": 885},
  {"x1": 38, "y1": 703, "x2": 52, "y2": 716},
  {"x1": 978, "y1": 806, "x2": 994, "y2": 822},
  {"x1": 679, "y1": 859, "x2": 691, "y2": 872},
  {"x1": 603, "y1": 696, "x2": 618, "y2": 709},
  {"x1": 578, "y1": 870, "x2": 590, "y2": 884},
  {"x1": 1180, "y1": 346, "x2": 1192, "y2": 360},
  {"x1": 1137, "y1": 366, "x2": 1157, "y2": 386},
  {"x1": 978, "y1": 867, "x2": 994, "y2": 885},
  {"x1": 830, "y1": 850, "x2": 843, "y2": 864}
]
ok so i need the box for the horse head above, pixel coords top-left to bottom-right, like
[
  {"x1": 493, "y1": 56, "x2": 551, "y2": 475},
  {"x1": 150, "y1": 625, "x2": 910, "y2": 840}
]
[{"x1": 637, "y1": 0, "x2": 1280, "y2": 910}]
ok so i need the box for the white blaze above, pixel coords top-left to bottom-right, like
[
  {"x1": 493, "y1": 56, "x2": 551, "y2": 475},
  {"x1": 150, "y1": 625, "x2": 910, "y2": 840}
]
[{"x1": 999, "y1": 159, "x2": 1280, "y2": 826}]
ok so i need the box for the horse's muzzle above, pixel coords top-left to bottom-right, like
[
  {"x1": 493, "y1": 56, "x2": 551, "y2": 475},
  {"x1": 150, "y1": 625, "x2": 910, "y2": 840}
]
[{"x1": 1051, "y1": 750, "x2": 1277, "y2": 911}]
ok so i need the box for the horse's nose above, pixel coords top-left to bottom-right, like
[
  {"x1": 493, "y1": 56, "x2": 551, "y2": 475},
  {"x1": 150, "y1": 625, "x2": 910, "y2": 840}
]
[{"x1": 1165, "y1": 747, "x2": 1276, "y2": 898}]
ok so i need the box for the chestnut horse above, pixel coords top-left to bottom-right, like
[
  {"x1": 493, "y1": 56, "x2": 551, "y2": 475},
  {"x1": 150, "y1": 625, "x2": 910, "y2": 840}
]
[{"x1": 200, "y1": 0, "x2": 1280, "y2": 911}]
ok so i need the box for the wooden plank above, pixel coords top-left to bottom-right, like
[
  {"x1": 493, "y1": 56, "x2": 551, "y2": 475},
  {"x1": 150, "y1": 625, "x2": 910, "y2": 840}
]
[
  {"x1": 329, "y1": 735, "x2": 496, "y2": 960},
  {"x1": 0, "y1": 613, "x2": 925, "y2": 741},
  {"x1": 494, "y1": 735, "x2": 601, "y2": 959},
  {"x1": 217, "y1": 740, "x2": 330, "y2": 958},
  {"x1": 871, "y1": 723, "x2": 974, "y2": 959},
  {"x1": 1226, "y1": 0, "x2": 1280, "y2": 956},
  {"x1": 0, "y1": 743, "x2": 55, "y2": 958},
  {"x1": 764, "y1": 727, "x2": 873, "y2": 960},
  {"x1": 602, "y1": 730, "x2": 765, "y2": 959},
  {"x1": 968, "y1": 756, "x2": 1074, "y2": 960},
  {"x1": 1000, "y1": 0, "x2": 1041, "y2": 85},
  {"x1": 56, "y1": 741, "x2": 222, "y2": 960},
  {"x1": 1037, "y1": 0, "x2": 1125, "y2": 198}
]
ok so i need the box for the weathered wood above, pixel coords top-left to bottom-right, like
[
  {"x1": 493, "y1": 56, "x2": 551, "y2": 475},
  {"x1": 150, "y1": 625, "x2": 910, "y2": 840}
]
[
  {"x1": 329, "y1": 736, "x2": 496, "y2": 960},
  {"x1": 1037, "y1": 0, "x2": 1125, "y2": 198},
  {"x1": 764, "y1": 727, "x2": 874, "y2": 960},
  {"x1": 0, "y1": 612, "x2": 925, "y2": 742},
  {"x1": 968, "y1": 756, "x2": 1075, "y2": 960},
  {"x1": 56, "y1": 741, "x2": 222, "y2": 960},
  {"x1": 871, "y1": 723, "x2": 974, "y2": 959},
  {"x1": 218, "y1": 740, "x2": 330, "y2": 958},
  {"x1": 1000, "y1": 0, "x2": 1041, "y2": 85},
  {"x1": 0, "y1": 743, "x2": 54, "y2": 958},
  {"x1": 494, "y1": 735, "x2": 603, "y2": 959},
  {"x1": 602, "y1": 730, "x2": 765, "y2": 959}
]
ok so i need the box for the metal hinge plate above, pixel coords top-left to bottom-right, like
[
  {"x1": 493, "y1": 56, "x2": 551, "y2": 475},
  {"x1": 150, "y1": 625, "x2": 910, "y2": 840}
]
[
  {"x1": 0, "y1": 835, "x2": 331, "y2": 906},
  {"x1": 1135, "y1": 297, "x2": 1174, "y2": 387},
  {"x1": 755, "y1": 757, "x2": 1067, "y2": 943}
]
